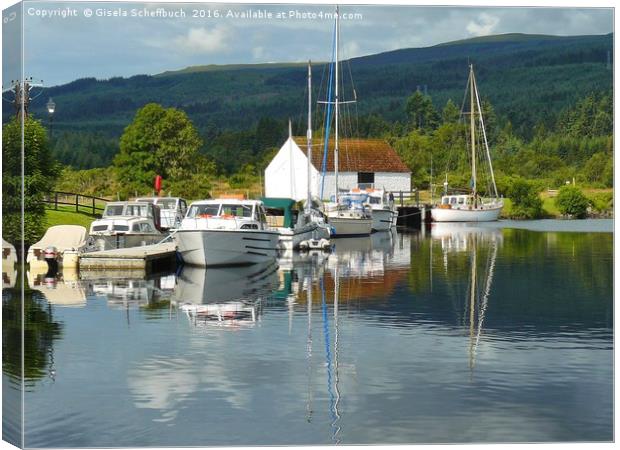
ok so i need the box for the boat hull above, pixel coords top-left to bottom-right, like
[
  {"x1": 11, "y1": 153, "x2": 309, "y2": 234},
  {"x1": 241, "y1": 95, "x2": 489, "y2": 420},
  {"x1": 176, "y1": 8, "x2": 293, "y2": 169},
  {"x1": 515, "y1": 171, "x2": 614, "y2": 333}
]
[
  {"x1": 431, "y1": 205, "x2": 502, "y2": 222},
  {"x1": 371, "y1": 208, "x2": 396, "y2": 231},
  {"x1": 174, "y1": 229, "x2": 279, "y2": 267},
  {"x1": 328, "y1": 217, "x2": 373, "y2": 237}
]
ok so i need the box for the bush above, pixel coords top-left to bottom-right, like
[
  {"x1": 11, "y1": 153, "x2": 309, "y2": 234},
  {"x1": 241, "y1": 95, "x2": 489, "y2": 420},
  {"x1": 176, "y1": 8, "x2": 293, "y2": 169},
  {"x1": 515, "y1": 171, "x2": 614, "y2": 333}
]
[
  {"x1": 506, "y1": 178, "x2": 544, "y2": 219},
  {"x1": 555, "y1": 185, "x2": 589, "y2": 218}
]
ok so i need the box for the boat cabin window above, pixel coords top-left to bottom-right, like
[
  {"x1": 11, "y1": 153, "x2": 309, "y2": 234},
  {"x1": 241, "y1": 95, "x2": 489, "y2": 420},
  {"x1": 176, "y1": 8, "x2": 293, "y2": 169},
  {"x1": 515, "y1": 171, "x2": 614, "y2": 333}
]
[
  {"x1": 132, "y1": 222, "x2": 154, "y2": 232},
  {"x1": 442, "y1": 197, "x2": 449, "y2": 205},
  {"x1": 104, "y1": 205, "x2": 124, "y2": 216},
  {"x1": 180, "y1": 200, "x2": 187, "y2": 215},
  {"x1": 458, "y1": 197, "x2": 465, "y2": 205},
  {"x1": 450, "y1": 197, "x2": 457, "y2": 205},
  {"x1": 188, "y1": 204, "x2": 221, "y2": 218},
  {"x1": 112, "y1": 225, "x2": 129, "y2": 232},
  {"x1": 125, "y1": 204, "x2": 150, "y2": 217},
  {"x1": 157, "y1": 199, "x2": 177, "y2": 209},
  {"x1": 221, "y1": 204, "x2": 252, "y2": 218},
  {"x1": 368, "y1": 196, "x2": 381, "y2": 205},
  {"x1": 92, "y1": 225, "x2": 109, "y2": 232}
]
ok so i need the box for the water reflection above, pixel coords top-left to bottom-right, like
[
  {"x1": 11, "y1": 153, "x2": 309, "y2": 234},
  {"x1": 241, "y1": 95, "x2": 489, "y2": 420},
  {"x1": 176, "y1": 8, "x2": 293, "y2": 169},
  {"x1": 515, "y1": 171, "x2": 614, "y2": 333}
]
[{"x1": 15, "y1": 225, "x2": 613, "y2": 446}]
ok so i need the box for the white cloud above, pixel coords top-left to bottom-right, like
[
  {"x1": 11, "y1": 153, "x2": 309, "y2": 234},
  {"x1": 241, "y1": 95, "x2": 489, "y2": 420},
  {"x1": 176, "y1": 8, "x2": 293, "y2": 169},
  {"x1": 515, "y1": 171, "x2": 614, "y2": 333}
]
[
  {"x1": 466, "y1": 13, "x2": 500, "y2": 37},
  {"x1": 173, "y1": 26, "x2": 230, "y2": 54}
]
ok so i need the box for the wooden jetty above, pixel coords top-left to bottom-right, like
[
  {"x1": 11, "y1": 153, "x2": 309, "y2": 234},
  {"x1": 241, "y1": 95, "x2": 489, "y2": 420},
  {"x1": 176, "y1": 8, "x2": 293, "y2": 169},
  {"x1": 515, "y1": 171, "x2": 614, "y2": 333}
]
[
  {"x1": 79, "y1": 242, "x2": 177, "y2": 272},
  {"x1": 396, "y1": 205, "x2": 430, "y2": 228}
]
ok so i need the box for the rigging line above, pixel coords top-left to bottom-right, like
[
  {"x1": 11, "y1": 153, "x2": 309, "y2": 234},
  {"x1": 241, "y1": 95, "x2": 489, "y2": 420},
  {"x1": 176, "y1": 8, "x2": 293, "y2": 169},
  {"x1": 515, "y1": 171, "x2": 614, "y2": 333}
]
[
  {"x1": 472, "y1": 71, "x2": 499, "y2": 199},
  {"x1": 320, "y1": 20, "x2": 337, "y2": 200}
]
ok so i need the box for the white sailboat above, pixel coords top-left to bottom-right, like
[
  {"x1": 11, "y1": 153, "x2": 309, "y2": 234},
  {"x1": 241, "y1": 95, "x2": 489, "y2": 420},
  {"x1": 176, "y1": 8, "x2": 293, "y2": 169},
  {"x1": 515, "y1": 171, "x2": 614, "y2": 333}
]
[
  {"x1": 322, "y1": 6, "x2": 373, "y2": 237},
  {"x1": 431, "y1": 65, "x2": 503, "y2": 222}
]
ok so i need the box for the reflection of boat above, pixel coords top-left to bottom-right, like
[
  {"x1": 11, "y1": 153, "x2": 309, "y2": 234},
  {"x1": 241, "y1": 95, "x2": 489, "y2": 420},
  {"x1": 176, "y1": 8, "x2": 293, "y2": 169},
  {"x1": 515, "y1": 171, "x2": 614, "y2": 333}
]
[
  {"x1": 431, "y1": 222, "x2": 499, "y2": 371},
  {"x1": 88, "y1": 273, "x2": 175, "y2": 309},
  {"x1": 430, "y1": 222, "x2": 503, "y2": 253},
  {"x1": 172, "y1": 261, "x2": 279, "y2": 305},
  {"x1": 26, "y1": 225, "x2": 88, "y2": 270},
  {"x1": 174, "y1": 199, "x2": 280, "y2": 266},
  {"x1": 27, "y1": 268, "x2": 87, "y2": 308},
  {"x1": 2, "y1": 238, "x2": 17, "y2": 288},
  {"x1": 431, "y1": 65, "x2": 503, "y2": 222}
]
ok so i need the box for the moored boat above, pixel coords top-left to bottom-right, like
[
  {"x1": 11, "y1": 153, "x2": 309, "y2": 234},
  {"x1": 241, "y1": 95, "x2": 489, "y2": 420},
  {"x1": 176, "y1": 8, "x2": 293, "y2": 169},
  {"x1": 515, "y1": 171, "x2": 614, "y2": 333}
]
[
  {"x1": 431, "y1": 65, "x2": 503, "y2": 222},
  {"x1": 173, "y1": 199, "x2": 280, "y2": 267},
  {"x1": 89, "y1": 201, "x2": 163, "y2": 249},
  {"x1": 262, "y1": 197, "x2": 330, "y2": 251}
]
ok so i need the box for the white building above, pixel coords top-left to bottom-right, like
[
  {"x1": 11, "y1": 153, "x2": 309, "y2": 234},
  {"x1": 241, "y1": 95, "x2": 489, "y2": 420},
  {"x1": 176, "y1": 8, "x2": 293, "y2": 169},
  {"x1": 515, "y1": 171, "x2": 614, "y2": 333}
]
[{"x1": 264, "y1": 136, "x2": 411, "y2": 201}]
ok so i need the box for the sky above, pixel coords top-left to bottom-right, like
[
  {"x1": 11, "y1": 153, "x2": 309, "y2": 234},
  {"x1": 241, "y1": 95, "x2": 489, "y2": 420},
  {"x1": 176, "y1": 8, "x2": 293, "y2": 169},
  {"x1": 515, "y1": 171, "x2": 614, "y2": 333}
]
[{"x1": 2, "y1": 1, "x2": 615, "y2": 87}]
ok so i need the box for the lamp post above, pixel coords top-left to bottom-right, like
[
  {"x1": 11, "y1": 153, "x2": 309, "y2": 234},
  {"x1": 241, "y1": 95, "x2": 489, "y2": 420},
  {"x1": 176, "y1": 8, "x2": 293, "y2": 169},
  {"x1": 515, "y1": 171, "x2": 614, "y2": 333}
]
[{"x1": 46, "y1": 97, "x2": 56, "y2": 138}]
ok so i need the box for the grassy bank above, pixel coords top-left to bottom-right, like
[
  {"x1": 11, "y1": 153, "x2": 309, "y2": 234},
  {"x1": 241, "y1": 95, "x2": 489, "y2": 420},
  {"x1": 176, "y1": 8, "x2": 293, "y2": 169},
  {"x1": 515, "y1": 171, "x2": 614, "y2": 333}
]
[{"x1": 44, "y1": 206, "x2": 98, "y2": 229}]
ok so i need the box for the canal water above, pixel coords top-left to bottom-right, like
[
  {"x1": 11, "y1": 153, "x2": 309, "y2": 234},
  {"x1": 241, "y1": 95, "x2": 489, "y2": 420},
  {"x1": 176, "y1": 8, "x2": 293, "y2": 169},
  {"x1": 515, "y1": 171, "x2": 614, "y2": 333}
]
[{"x1": 2, "y1": 221, "x2": 613, "y2": 446}]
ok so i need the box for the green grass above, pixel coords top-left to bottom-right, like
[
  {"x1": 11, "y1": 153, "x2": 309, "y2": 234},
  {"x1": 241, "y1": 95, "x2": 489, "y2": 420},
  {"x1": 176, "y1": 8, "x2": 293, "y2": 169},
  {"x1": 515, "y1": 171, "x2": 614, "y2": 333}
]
[{"x1": 44, "y1": 206, "x2": 98, "y2": 230}]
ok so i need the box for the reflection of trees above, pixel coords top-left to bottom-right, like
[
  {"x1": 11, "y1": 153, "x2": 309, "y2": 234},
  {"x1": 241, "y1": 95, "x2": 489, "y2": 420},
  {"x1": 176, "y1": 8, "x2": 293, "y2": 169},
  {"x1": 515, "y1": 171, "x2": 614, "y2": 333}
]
[
  {"x1": 408, "y1": 227, "x2": 612, "y2": 328},
  {"x1": 2, "y1": 272, "x2": 63, "y2": 386}
]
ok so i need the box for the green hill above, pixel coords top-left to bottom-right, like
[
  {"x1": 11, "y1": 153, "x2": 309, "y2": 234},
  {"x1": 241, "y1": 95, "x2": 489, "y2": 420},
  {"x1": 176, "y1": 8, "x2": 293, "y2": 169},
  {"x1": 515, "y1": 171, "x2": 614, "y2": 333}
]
[{"x1": 8, "y1": 32, "x2": 613, "y2": 170}]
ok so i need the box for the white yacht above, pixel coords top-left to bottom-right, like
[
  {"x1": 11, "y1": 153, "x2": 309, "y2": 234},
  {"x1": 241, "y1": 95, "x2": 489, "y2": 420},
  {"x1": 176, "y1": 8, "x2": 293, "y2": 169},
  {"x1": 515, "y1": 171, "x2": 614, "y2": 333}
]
[
  {"x1": 431, "y1": 65, "x2": 503, "y2": 222},
  {"x1": 173, "y1": 199, "x2": 280, "y2": 266},
  {"x1": 319, "y1": 8, "x2": 373, "y2": 238},
  {"x1": 325, "y1": 192, "x2": 373, "y2": 237}
]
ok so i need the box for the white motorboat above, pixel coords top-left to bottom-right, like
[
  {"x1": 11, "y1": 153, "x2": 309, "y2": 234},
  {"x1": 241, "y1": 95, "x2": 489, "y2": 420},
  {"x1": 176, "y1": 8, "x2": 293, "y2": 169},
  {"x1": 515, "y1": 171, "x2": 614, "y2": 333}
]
[
  {"x1": 89, "y1": 201, "x2": 164, "y2": 250},
  {"x1": 354, "y1": 186, "x2": 397, "y2": 231},
  {"x1": 173, "y1": 199, "x2": 280, "y2": 266},
  {"x1": 431, "y1": 65, "x2": 503, "y2": 222},
  {"x1": 136, "y1": 197, "x2": 188, "y2": 230}
]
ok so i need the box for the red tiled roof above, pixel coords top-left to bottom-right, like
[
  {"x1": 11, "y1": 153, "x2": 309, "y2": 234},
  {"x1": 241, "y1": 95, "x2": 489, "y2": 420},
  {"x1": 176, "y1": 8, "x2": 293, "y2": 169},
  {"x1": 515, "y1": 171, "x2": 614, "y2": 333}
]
[{"x1": 293, "y1": 137, "x2": 410, "y2": 173}]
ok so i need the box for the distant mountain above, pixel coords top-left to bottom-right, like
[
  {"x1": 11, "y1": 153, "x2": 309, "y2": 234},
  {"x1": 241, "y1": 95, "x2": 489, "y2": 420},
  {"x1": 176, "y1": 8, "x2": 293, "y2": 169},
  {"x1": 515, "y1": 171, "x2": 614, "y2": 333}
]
[{"x1": 9, "y1": 32, "x2": 613, "y2": 168}]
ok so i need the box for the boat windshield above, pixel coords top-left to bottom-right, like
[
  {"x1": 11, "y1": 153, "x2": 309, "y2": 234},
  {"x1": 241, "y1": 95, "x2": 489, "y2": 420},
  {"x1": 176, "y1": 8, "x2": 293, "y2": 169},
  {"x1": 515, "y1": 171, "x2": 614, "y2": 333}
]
[
  {"x1": 188, "y1": 204, "x2": 221, "y2": 218},
  {"x1": 221, "y1": 204, "x2": 253, "y2": 218},
  {"x1": 104, "y1": 205, "x2": 125, "y2": 216},
  {"x1": 368, "y1": 196, "x2": 381, "y2": 205}
]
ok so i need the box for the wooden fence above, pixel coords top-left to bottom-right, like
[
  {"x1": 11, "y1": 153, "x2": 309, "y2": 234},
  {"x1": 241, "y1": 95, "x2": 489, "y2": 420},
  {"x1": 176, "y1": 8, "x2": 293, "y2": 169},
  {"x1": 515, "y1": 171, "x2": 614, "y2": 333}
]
[{"x1": 42, "y1": 191, "x2": 110, "y2": 216}]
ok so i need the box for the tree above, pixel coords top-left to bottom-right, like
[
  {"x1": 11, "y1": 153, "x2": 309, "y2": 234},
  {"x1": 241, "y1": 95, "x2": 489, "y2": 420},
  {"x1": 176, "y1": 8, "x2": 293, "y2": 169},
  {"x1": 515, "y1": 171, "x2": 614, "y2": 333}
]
[
  {"x1": 441, "y1": 99, "x2": 460, "y2": 124},
  {"x1": 506, "y1": 177, "x2": 544, "y2": 219},
  {"x1": 555, "y1": 185, "x2": 589, "y2": 218},
  {"x1": 113, "y1": 103, "x2": 204, "y2": 197},
  {"x1": 405, "y1": 91, "x2": 439, "y2": 132},
  {"x1": 2, "y1": 116, "x2": 59, "y2": 246}
]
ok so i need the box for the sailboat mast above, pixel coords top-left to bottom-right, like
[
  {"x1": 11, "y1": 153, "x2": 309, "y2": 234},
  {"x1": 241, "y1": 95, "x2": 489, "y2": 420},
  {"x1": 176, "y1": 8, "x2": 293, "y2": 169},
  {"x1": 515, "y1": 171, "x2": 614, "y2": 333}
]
[
  {"x1": 334, "y1": 5, "x2": 340, "y2": 202},
  {"x1": 470, "y1": 64, "x2": 476, "y2": 198},
  {"x1": 307, "y1": 60, "x2": 313, "y2": 212}
]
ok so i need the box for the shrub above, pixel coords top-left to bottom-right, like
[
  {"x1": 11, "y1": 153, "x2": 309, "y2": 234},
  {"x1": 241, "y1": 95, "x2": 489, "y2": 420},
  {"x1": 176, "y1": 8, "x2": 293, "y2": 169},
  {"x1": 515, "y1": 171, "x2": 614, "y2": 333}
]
[
  {"x1": 555, "y1": 185, "x2": 589, "y2": 218},
  {"x1": 506, "y1": 178, "x2": 544, "y2": 219}
]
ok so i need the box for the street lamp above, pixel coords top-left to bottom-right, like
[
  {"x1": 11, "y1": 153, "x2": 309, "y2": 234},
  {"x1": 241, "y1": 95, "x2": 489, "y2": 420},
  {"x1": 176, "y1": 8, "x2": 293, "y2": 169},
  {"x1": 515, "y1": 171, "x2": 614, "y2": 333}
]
[{"x1": 46, "y1": 97, "x2": 55, "y2": 138}]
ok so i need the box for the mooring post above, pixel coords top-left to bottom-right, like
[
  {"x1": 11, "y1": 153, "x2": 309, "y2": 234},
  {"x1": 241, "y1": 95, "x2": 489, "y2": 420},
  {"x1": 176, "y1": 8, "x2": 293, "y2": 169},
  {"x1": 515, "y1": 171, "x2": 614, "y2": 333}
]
[
  {"x1": 55, "y1": 192, "x2": 58, "y2": 210},
  {"x1": 92, "y1": 197, "x2": 95, "y2": 215},
  {"x1": 400, "y1": 191, "x2": 404, "y2": 207},
  {"x1": 75, "y1": 194, "x2": 79, "y2": 213}
]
